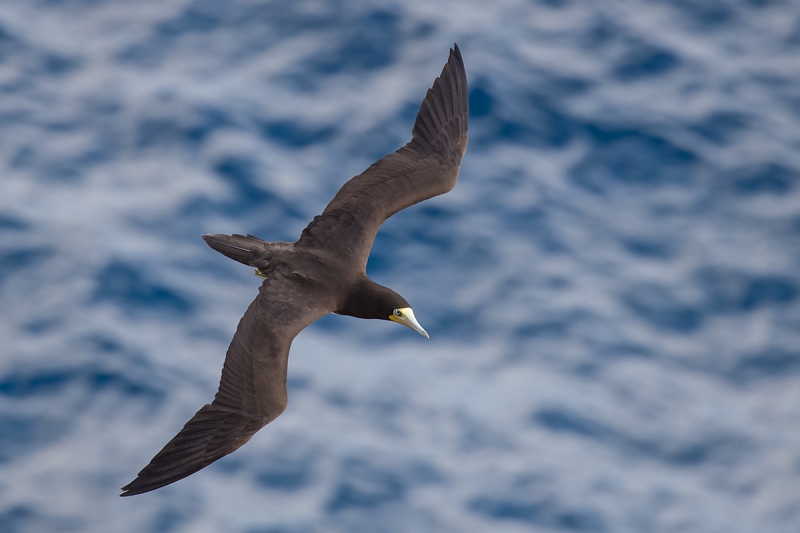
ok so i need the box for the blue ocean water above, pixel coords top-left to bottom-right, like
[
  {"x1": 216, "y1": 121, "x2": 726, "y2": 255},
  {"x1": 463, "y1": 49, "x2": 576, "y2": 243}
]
[{"x1": 2, "y1": 0, "x2": 800, "y2": 531}]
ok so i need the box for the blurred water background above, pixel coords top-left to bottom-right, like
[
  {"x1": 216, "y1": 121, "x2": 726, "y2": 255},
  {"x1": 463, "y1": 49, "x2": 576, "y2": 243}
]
[{"x1": 2, "y1": 0, "x2": 800, "y2": 531}]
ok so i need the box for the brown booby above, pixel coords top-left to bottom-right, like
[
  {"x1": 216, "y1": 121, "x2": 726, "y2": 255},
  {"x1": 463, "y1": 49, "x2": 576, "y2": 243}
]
[{"x1": 121, "y1": 44, "x2": 468, "y2": 496}]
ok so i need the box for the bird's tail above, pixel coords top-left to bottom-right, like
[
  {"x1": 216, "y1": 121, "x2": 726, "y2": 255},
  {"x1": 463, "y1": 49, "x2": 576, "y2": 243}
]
[{"x1": 202, "y1": 234, "x2": 270, "y2": 268}]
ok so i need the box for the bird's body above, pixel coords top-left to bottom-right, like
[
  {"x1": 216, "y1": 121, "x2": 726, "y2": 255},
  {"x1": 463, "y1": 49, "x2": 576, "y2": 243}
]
[{"x1": 121, "y1": 45, "x2": 468, "y2": 496}]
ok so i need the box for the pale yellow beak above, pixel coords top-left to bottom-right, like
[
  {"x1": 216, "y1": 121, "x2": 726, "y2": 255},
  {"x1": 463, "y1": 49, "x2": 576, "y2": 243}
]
[{"x1": 389, "y1": 307, "x2": 429, "y2": 338}]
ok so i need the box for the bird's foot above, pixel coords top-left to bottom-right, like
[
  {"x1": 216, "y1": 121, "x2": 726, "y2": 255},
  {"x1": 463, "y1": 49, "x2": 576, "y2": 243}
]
[{"x1": 254, "y1": 269, "x2": 268, "y2": 279}]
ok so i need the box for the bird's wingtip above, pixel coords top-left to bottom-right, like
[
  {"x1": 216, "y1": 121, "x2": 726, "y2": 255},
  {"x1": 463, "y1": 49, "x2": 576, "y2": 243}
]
[{"x1": 119, "y1": 478, "x2": 165, "y2": 497}]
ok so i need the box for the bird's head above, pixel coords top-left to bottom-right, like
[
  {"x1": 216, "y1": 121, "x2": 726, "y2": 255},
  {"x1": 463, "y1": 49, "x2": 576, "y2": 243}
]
[
  {"x1": 388, "y1": 306, "x2": 429, "y2": 338},
  {"x1": 376, "y1": 288, "x2": 428, "y2": 338},
  {"x1": 338, "y1": 278, "x2": 429, "y2": 338}
]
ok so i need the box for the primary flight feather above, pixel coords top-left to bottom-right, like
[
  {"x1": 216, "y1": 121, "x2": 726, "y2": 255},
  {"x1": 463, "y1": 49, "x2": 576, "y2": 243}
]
[{"x1": 121, "y1": 44, "x2": 468, "y2": 496}]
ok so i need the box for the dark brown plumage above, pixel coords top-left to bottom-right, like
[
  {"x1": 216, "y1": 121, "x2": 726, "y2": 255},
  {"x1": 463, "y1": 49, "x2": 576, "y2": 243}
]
[{"x1": 121, "y1": 45, "x2": 468, "y2": 496}]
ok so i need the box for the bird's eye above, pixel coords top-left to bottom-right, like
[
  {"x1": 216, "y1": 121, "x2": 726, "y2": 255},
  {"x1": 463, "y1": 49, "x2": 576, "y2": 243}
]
[{"x1": 393, "y1": 309, "x2": 401, "y2": 317}]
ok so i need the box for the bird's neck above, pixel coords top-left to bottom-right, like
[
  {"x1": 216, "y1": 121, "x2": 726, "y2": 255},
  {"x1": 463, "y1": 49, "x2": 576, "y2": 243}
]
[{"x1": 336, "y1": 276, "x2": 392, "y2": 320}]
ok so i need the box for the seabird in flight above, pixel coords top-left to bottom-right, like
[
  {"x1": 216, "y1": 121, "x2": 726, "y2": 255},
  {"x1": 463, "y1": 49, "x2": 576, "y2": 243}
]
[{"x1": 121, "y1": 44, "x2": 468, "y2": 496}]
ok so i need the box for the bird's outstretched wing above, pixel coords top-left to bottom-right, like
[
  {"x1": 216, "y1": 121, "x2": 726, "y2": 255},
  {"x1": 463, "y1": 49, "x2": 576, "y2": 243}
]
[
  {"x1": 297, "y1": 44, "x2": 468, "y2": 268},
  {"x1": 121, "y1": 267, "x2": 327, "y2": 496}
]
